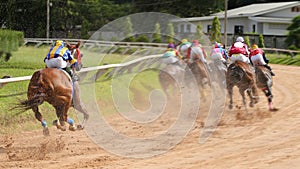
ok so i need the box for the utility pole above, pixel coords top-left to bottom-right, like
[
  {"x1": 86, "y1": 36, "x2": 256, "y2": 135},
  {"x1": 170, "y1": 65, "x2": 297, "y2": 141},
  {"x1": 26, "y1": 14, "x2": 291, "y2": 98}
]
[
  {"x1": 47, "y1": 0, "x2": 50, "y2": 39},
  {"x1": 224, "y1": 0, "x2": 228, "y2": 48}
]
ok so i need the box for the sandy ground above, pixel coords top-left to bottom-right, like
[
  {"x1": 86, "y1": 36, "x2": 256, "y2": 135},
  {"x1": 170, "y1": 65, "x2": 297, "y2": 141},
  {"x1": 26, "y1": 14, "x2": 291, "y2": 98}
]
[{"x1": 1, "y1": 64, "x2": 300, "y2": 169}]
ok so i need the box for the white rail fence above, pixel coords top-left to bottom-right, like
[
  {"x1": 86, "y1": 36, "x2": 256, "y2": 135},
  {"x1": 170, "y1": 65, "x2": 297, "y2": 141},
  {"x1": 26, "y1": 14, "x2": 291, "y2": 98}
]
[
  {"x1": 0, "y1": 54, "x2": 162, "y2": 90},
  {"x1": 24, "y1": 38, "x2": 300, "y2": 56}
]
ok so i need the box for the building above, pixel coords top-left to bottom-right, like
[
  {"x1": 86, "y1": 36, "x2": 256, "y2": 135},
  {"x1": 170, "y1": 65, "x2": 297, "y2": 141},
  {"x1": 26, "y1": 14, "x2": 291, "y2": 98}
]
[{"x1": 173, "y1": 1, "x2": 300, "y2": 48}]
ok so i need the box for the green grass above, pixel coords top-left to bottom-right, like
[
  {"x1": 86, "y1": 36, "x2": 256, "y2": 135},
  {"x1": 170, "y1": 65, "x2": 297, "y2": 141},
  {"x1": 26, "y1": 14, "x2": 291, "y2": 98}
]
[
  {"x1": 266, "y1": 52, "x2": 300, "y2": 66},
  {"x1": 0, "y1": 46, "x2": 162, "y2": 134}
]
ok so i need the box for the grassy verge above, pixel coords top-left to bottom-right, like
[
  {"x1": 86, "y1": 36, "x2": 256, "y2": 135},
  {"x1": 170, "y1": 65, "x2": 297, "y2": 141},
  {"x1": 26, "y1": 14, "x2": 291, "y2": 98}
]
[
  {"x1": 0, "y1": 46, "x2": 161, "y2": 134},
  {"x1": 266, "y1": 52, "x2": 300, "y2": 66}
]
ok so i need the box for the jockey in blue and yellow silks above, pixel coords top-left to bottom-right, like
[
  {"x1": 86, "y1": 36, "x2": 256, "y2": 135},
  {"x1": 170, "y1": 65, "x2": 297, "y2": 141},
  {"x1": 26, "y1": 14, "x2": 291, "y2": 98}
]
[{"x1": 44, "y1": 40, "x2": 78, "y2": 80}]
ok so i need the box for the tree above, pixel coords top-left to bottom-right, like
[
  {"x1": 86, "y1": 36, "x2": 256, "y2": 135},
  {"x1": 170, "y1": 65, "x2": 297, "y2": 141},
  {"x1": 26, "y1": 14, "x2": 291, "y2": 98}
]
[
  {"x1": 123, "y1": 16, "x2": 135, "y2": 42},
  {"x1": 209, "y1": 16, "x2": 221, "y2": 42},
  {"x1": 152, "y1": 23, "x2": 162, "y2": 43},
  {"x1": 166, "y1": 23, "x2": 175, "y2": 43},
  {"x1": 244, "y1": 36, "x2": 250, "y2": 48},
  {"x1": 286, "y1": 15, "x2": 300, "y2": 49},
  {"x1": 194, "y1": 23, "x2": 205, "y2": 44},
  {"x1": 258, "y1": 34, "x2": 265, "y2": 48}
]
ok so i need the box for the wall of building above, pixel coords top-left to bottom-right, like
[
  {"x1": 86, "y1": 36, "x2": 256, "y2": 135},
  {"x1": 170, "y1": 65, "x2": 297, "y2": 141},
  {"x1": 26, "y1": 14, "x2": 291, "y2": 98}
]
[{"x1": 263, "y1": 7, "x2": 300, "y2": 18}]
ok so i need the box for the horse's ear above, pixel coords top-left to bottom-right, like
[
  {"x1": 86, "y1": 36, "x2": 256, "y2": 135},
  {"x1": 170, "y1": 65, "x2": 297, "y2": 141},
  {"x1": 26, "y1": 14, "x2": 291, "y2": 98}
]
[{"x1": 76, "y1": 41, "x2": 81, "y2": 48}]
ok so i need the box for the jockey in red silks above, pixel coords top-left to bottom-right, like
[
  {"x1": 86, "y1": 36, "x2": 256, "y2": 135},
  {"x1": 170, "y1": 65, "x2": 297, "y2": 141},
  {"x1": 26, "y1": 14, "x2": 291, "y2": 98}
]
[
  {"x1": 178, "y1": 39, "x2": 211, "y2": 71},
  {"x1": 228, "y1": 36, "x2": 250, "y2": 64},
  {"x1": 249, "y1": 44, "x2": 275, "y2": 76}
]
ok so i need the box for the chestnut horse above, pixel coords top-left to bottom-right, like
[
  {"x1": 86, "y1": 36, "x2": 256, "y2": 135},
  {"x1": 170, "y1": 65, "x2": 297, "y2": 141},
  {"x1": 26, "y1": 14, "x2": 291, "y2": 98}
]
[
  {"x1": 18, "y1": 42, "x2": 89, "y2": 136},
  {"x1": 255, "y1": 65, "x2": 276, "y2": 111},
  {"x1": 226, "y1": 61, "x2": 259, "y2": 110}
]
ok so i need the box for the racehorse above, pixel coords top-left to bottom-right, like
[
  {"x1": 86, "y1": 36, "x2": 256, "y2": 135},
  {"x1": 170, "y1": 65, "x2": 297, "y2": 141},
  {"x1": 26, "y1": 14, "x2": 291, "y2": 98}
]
[
  {"x1": 158, "y1": 64, "x2": 184, "y2": 99},
  {"x1": 67, "y1": 41, "x2": 83, "y2": 71},
  {"x1": 209, "y1": 59, "x2": 227, "y2": 89},
  {"x1": 17, "y1": 42, "x2": 89, "y2": 136},
  {"x1": 226, "y1": 60, "x2": 259, "y2": 110},
  {"x1": 255, "y1": 65, "x2": 276, "y2": 111},
  {"x1": 186, "y1": 60, "x2": 210, "y2": 88}
]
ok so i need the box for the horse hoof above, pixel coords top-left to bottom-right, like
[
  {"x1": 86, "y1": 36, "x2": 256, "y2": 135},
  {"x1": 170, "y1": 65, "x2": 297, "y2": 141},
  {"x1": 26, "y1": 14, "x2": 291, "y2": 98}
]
[
  {"x1": 69, "y1": 125, "x2": 76, "y2": 131},
  {"x1": 76, "y1": 124, "x2": 84, "y2": 130},
  {"x1": 43, "y1": 127, "x2": 50, "y2": 136},
  {"x1": 52, "y1": 120, "x2": 58, "y2": 125},
  {"x1": 229, "y1": 104, "x2": 233, "y2": 109},
  {"x1": 249, "y1": 102, "x2": 254, "y2": 107}
]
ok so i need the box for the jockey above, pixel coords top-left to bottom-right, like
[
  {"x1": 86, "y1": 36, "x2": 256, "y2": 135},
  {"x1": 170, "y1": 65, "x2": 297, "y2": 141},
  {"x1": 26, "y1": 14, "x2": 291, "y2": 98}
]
[
  {"x1": 210, "y1": 42, "x2": 228, "y2": 64},
  {"x1": 178, "y1": 39, "x2": 192, "y2": 61},
  {"x1": 161, "y1": 45, "x2": 183, "y2": 75},
  {"x1": 44, "y1": 40, "x2": 79, "y2": 81},
  {"x1": 249, "y1": 44, "x2": 275, "y2": 76},
  {"x1": 228, "y1": 36, "x2": 250, "y2": 64}
]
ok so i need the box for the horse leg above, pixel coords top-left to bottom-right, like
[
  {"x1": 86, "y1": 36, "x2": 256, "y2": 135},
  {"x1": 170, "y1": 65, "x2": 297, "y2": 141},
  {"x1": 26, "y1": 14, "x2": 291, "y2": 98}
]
[
  {"x1": 32, "y1": 106, "x2": 49, "y2": 136},
  {"x1": 262, "y1": 86, "x2": 274, "y2": 110},
  {"x1": 240, "y1": 88, "x2": 248, "y2": 110},
  {"x1": 227, "y1": 85, "x2": 234, "y2": 109},
  {"x1": 73, "y1": 83, "x2": 89, "y2": 130},
  {"x1": 246, "y1": 88, "x2": 254, "y2": 108},
  {"x1": 53, "y1": 106, "x2": 68, "y2": 131}
]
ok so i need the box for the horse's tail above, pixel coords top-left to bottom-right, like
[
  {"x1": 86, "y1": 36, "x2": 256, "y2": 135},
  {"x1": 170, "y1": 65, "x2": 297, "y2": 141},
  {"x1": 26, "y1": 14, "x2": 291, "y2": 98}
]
[{"x1": 13, "y1": 71, "x2": 46, "y2": 113}]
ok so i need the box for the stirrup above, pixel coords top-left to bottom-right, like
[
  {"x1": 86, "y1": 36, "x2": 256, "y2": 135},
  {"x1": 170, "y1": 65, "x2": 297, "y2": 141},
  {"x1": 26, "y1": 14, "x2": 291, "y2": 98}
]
[{"x1": 72, "y1": 75, "x2": 79, "y2": 81}]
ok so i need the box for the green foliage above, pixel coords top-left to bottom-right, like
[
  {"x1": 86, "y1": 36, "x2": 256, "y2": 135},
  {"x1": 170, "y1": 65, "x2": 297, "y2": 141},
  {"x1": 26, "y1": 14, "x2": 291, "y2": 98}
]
[
  {"x1": 244, "y1": 36, "x2": 250, "y2": 47},
  {"x1": 81, "y1": 19, "x2": 90, "y2": 39},
  {"x1": 166, "y1": 23, "x2": 175, "y2": 43},
  {"x1": 194, "y1": 23, "x2": 205, "y2": 44},
  {"x1": 286, "y1": 15, "x2": 300, "y2": 49},
  {"x1": 152, "y1": 23, "x2": 162, "y2": 43},
  {"x1": 124, "y1": 16, "x2": 133, "y2": 38},
  {"x1": 136, "y1": 34, "x2": 150, "y2": 42},
  {"x1": 0, "y1": 29, "x2": 24, "y2": 62},
  {"x1": 258, "y1": 34, "x2": 265, "y2": 48},
  {"x1": 209, "y1": 17, "x2": 221, "y2": 43}
]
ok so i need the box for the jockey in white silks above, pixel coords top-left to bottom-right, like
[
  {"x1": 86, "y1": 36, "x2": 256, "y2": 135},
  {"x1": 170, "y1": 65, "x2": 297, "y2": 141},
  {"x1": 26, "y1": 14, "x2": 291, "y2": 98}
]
[
  {"x1": 228, "y1": 36, "x2": 250, "y2": 64},
  {"x1": 178, "y1": 39, "x2": 212, "y2": 71}
]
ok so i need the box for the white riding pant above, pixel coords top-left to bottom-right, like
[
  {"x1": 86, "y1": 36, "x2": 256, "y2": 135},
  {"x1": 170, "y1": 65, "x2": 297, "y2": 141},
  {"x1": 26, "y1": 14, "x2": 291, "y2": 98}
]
[
  {"x1": 230, "y1": 54, "x2": 250, "y2": 64},
  {"x1": 45, "y1": 57, "x2": 67, "y2": 68},
  {"x1": 250, "y1": 54, "x2": 266, "y2": 66},
  {"x1": 211, "y1": 53, "x2": 226, "y2": 62},
  {"x1": 162, "y1": 56, "x2": 179, "y2": 65}
]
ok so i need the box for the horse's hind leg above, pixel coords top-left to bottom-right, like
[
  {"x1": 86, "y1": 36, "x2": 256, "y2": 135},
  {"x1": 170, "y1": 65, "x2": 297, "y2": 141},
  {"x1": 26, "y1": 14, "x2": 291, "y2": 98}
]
[
  {"x1": 53, "y1": 106, "x2": 68, "y2": 131},
  {"x1": 32, "y1": 106, "x2": 49, "y2": 136},
  {"x1": 239, "y1": 88, "x2": 247, "y2": 110},
  {"x1": 263, "y1": 86, "x2": 274, "y2": 110},
  {"x1": 246, "y1": 88, "x2": 254, "y2": 108},
  {"x1": 227, "y1": 85, "x2": 234, "y2": 109}
]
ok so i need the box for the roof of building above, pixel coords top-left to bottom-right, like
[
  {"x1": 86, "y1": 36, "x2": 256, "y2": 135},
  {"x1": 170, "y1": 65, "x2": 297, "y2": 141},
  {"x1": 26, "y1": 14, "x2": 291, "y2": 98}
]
[{"x1": 175, "y1": 1, "x2": 300, "y2": 22}]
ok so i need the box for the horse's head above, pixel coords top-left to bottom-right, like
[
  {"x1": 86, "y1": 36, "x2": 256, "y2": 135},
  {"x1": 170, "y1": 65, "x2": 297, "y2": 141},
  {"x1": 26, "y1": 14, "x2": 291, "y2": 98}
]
[{"x1": 66, "y1": 41, "x2": 83, "y2": 71}]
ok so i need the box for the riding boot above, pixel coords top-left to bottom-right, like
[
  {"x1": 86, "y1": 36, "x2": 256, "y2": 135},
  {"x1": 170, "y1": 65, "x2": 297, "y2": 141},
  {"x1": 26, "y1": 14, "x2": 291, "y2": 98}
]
[
  {"x1": 64, "y1": 67, "x2": 79, "y2": 81},
  {"x1": 264, "y1": 64, "x2": 275, "y2": 76}
]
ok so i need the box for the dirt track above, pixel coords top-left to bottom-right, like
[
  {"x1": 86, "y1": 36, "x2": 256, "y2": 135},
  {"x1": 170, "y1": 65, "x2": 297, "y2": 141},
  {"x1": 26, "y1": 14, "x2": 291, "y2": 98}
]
[{"x1": 1, "y1": 64, "x2": 300, "y2": 169}]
